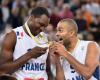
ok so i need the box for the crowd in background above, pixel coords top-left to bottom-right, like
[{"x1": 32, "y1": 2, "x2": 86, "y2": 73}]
[{"x1": 0, "y1": 0, "x2": 100, "y2": 48}]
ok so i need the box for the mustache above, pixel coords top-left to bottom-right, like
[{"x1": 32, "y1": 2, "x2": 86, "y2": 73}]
[
  {"x1": 48, "y1": 37, "x2": 63, "y2": 45},
  {"x1": 48, "y1": 34, "x2": 63, "y2": 41}
]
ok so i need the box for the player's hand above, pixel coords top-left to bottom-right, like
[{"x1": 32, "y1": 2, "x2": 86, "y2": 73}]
[
  {"x1": 29, "y1": 46, "x2": 48, "y2": 58},
  {"x1": 51, "y1": 52, "x2": 60, "y2": 64},
  {"x1": 49, "y1": 42, "x2": 67, "y2": 57}
]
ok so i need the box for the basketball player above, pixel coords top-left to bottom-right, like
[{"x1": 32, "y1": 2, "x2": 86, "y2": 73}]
[
  {"x1": 50, "y1": 19, "x2": 100, "y2": 80},
  {"x1": 0, "y1": 7, "x2": 52, "y2": 80}
]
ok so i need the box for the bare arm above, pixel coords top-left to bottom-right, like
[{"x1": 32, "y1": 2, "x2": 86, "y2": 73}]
[
  {"x1": 55, "y1": 56, "x2": 64, "y2": 80},
  {"x1": 0, "y1": 31, "x2": 33, "y2": 74},
  {"x1": 46, "y1": 52, "x2": 54, "y2": 80},
  {"x1": 49, "y1": 47, "x2": 64, "y2": 80},
  {"x1": 0, "y1": 31, "x2": 47, "y2": 74}
]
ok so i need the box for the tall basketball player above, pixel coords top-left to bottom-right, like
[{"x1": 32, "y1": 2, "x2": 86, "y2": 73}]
[
  {"x1": 0, "y1": 7, "x2": 52, "y2": 80},
  {"x1": 50, "y1": 19, "x2": 100, "y2": 80}
]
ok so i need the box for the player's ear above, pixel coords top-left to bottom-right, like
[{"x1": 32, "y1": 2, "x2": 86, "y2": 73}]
[
  {"x1": 29, "y1": 15, "x2": 35, "y2": 21},
  {"x1": 69, "y1": 30, "x2": 75, "y2": 36}
]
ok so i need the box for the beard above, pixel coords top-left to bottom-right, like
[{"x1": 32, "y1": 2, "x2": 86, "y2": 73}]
[
  {"x1": 56, "y1": 36, "x2": 70, "y2": 47},
  {"x1": 36, "y1": 29, "x2": 42, "y2": 34},
  {"x1": 32, "y1": 27, "x2": 43, "y2": 36},
  {"x1": 63, "y1": 38, "x2": 71, "y2": 48}
]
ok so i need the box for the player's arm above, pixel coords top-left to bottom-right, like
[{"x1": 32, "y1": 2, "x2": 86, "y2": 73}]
[
  {"x1": 0, "y1": 31, "x2": 47, "y2": 74},
  {"x1": 64, "y1": 42, "x2": 99, "y2": 79},
  {"x1": 55, "y1": 56, "x2": 64, "y2": 80},
  {"x1": 46, "y1": 52, "x2": 54, "y2": 80},
  {"x1": 0, "y1": 31, "x2": 33, "y2": 74},
  {"x1": 48, "y1": 47, "x2": 64, "y2": 80}
]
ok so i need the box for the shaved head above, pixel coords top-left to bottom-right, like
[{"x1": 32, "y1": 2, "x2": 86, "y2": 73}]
[{"x1": 58, "y1": 19, "x2": 78, "y2": 34}]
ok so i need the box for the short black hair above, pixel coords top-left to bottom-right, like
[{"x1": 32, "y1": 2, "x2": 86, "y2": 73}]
[{"x1": 30, "y1": 7, "x2": 50, "y2": 18}]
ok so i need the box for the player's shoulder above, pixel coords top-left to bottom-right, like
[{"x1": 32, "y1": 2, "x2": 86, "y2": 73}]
[
  {"x1": 6, "y1": 26, "x2": 23, "y2": 38},
  {"x1": 1, "y1": 30, "x2": 17, "y2": 50},
  {"x1": 88, "y1": 41, "x2": 99, "y2": 47},
  {"x1": 5, "y1": 30, "x2": 16, "y2": 39},
  {"x1": 80, "y1": 40, "x2": 99, "y2": 50},
  {"x1": 81, "y1": 40, "x2": 98, "y2": 46},
  {"x1": 86, "y1": 41, "x2": 100, "y2": 50},
  {"x1": 3, "y1": 30, "x2": 16, "y2": 46}
]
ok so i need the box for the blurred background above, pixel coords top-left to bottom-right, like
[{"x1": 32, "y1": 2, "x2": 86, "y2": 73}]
[{"x1": 0, "y1": 0, "x2": 100, "y2": 49}]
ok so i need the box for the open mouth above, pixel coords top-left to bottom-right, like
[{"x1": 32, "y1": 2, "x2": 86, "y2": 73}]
[
  {"x1": 58, "y1": 38, "x2": 63, "y2": 43},
  {"x1": 59, "y1": 38, "x2": 63, "y2": 41}
]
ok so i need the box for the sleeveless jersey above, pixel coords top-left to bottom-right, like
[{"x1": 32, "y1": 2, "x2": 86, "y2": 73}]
[
  {"x1": 60, "y1": 40, "x2": 98, "y2": 80},
  {"x1": 12, "y1": 26, "x2": 49, "y2": 80}
]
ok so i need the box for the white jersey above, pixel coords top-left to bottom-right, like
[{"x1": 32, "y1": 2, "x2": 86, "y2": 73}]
[
  {"x1": 60, "y1": 40, "x2": 98, "y2": 80},
  {"x1": 12, "y1": 26, "x2": 49, "y2": 80}
]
